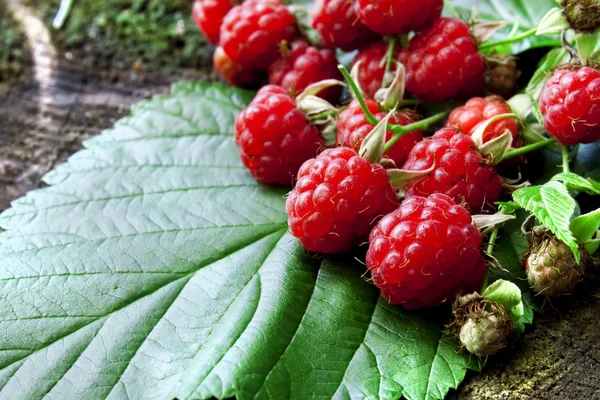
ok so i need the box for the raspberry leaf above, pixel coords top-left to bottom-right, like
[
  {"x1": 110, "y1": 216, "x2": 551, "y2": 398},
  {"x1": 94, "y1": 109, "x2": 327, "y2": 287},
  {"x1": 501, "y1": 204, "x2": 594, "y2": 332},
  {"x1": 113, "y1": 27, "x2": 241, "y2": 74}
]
[
  {"x1": 513, "y1": 181, "x2": 581, "y2": 263},
  {"x1": 448, "y1": 0, "x2": 560, "y2": 54},
  {"x1": 551, "y1": 172, "x2": 600, "y2": 195},
  {"x1": 570, "y1": 209, "x2": 600, "y2": 244},
  {"x1": 0, "y1": 82, "x2": 477, "y2": 400},
  {"x1": 483, "y1": 280, "x2": 524, "y2": 322}
]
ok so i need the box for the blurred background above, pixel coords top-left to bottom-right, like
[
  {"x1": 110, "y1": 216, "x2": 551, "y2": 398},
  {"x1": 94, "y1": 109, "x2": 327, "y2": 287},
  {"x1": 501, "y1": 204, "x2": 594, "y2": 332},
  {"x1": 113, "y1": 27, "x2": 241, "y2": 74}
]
[{"x1": 0, "y1": 0, "x2": 215, "y2": 212}]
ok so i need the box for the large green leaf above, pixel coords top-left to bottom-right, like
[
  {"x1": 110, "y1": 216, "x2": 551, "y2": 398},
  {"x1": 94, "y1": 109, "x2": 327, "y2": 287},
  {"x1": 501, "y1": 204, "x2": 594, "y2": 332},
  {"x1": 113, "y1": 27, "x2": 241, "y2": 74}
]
[
  {"x1": 0, "y1": 82, "x2": 475, "y2": 400},
  {"x1": 448, "y1": 0, "x2": 560, "y2": 54},
  {"x1": 513, "y1": 181, "x2": 580, "y2": 262}
]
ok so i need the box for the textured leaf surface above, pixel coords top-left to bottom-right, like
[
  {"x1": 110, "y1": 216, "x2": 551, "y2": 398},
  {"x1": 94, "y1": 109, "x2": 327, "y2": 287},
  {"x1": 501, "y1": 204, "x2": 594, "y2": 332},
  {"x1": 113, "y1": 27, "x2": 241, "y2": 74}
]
[
  {"x1": 552, "y1": 173, "x2": 600, "y2": 195},
  {"x1": 513, "y1": 182, "x2": 580, "y2": 262},
  {"x1": 448, "y1": 0, "x2": 559, "y2": 54},
  {"x1": 0, "y1": 82, "x2": 475, "y2": 400}
]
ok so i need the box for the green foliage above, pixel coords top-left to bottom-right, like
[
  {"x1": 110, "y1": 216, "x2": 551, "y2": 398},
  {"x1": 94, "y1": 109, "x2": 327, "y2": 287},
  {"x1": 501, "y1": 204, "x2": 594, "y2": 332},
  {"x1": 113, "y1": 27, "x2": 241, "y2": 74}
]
[
  {"x1": 28, "y1": 0, "x2": 209, "y2": 68},
  {"x1": 447, "y1": 0, "x2": 560, "y2": 54},
  {"x1": 0, "y1": 82, "x2": 479, "y2": 400},
  {"x1": 513, "y1": 181, "x2": 580, "y2": 262}
]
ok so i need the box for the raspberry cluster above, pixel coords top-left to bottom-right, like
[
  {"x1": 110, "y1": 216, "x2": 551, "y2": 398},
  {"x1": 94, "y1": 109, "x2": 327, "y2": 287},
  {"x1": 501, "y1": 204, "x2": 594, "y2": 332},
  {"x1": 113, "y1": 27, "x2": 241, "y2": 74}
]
[{"x1": 192, "y1": 0, "x2": 600, "y2": 317}]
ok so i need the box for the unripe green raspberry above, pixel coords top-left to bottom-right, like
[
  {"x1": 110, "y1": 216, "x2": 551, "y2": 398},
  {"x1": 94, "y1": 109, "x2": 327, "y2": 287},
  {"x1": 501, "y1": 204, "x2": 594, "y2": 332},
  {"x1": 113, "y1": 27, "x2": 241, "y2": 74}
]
[
  {"x1": 525, "y1": 226, "x2": 589, "y2": 297},
  {"x1": 449, "y1": 294, "x2": 513, "y2": 357},
  {"x1": 559, "y1": 0, "x2": 600, "y2": 33}
]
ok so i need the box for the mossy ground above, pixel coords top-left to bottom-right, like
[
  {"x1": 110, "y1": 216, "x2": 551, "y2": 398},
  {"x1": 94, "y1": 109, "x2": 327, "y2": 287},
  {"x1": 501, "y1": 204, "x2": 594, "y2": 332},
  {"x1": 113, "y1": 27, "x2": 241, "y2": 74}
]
[
  {"x1": 24, "y1": 0, "x2": 212, "y2": 70},
  {"x1": 0, "y1": 10, "x2": 31, "y2": 83}
]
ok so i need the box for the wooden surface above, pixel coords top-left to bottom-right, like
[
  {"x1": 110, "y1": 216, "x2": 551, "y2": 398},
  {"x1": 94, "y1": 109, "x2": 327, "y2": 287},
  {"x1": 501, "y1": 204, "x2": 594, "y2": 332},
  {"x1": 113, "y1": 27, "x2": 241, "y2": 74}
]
[{"x1": 1, "y1": 1, "x2": 599, "y2": 399}]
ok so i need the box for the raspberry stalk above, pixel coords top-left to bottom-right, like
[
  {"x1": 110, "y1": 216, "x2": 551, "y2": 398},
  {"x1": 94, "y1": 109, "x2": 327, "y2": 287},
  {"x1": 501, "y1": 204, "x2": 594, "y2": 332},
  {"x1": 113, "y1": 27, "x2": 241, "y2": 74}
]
[
  {"x1": 501, "y1": 138, "x2": 557, "y2": 161},
  {"x1": 562, "y1": 145, "x2": 571, "y2": 174},
  {"x1": 338, "y1": 65, "x2": 449, "y2": 141},
  {"x1": 478, "y1": 27, "x2": 538, "y2": 52}
]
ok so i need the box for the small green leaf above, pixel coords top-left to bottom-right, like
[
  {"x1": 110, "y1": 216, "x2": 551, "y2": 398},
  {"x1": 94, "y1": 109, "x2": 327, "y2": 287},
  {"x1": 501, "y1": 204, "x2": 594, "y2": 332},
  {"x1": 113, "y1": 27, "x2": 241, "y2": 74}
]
[
  {"x1": 513, "y1": 181, "x2": 580, "y2": 262},
  {"x1": 359, "y1": 109, "x2": 393, "y2": 163},
  {"x1": 552, "y1": 172, "x2": 600, "y2": 195},
  {"x1": 497, "y1": 201, "x2": 521, "y2": 214},
  {"x1": 576, "y1": 31, "x2": 600, "y2": 63},
  {"x1": 570, "y1": 209, "x2": 600, "y2": 244},
  {"x1": 584, "y1": 238, "x2": 600, "y2": 254},
  {"x1": 483, "y1": 280, "x2": 524, "y2": 322}
]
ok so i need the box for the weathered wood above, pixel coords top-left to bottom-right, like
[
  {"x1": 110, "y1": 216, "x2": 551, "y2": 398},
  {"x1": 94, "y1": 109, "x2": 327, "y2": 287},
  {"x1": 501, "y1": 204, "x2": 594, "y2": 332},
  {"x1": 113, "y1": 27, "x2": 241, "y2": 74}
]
[{"x1": 1, "y1": 2, "x2": 599, "y2": 399}]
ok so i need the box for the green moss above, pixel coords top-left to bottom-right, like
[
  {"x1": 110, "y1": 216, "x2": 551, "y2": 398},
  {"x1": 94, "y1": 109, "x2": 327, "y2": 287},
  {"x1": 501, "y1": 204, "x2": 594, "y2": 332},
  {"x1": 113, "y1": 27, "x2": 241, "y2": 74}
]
[
  {"x1": 0, "y1": 12, "x2": 31, "y2": 82},
  {"x1": 26, "y1": 0, "x2": 212, "y2": 69}
]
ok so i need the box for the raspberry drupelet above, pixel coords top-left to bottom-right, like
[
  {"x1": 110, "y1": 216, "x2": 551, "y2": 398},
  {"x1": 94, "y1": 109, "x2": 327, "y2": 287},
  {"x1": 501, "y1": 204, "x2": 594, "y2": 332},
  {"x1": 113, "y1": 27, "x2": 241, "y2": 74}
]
[
  {"x1": 367, "y1": 193, "x2": 487, "y2": 309},
  {"x1": 402, "y1": 128, "x2": 503, "y2": 213},
  {"x1": 287, "y1": 147, "x2": 399, "y2": 254},
  {"x1": 538, "y1": 66, "x2": 600, "y2": 145},
  {"x1": 234, "y1": 85, "x2": 324, "y2": 184}
]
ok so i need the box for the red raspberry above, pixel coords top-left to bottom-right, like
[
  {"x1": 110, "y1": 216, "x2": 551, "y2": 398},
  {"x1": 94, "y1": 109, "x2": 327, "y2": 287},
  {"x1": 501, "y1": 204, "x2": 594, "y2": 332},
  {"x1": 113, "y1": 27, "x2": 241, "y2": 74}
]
[
  {"x1": 287, "y1": 147, "x2": 399, "y2": 254},
  {"x1": 337, "y1": 99, "x2": 422, "y2": 166},
  {"x1": 310, "y1": 0, "x2": 380, "y2": 52},
  {"x1": 403, "y1": 18, "x2": 485, "y2": 103},
  {"x1": 366, "y1": 193, "x2": 486, "y2": 309},
  {"x1": 213, "y1": 46, "x2": 261, "y2": 87},
  {"x1": 220, "y1": 0, "x2": 297, "y2": 70},
  {"x1": 192, "y1": 0, "x2": 238, "y2": 44},
  {"x1": 402, "y1": 128, "x2": 503, "y2": 214},
  {"x1": 352, "y1": 42, "x2": 400, "y2": 99},
  {"x1": 269, "y1": 40, "x2": 342, "y2": 103},
  {"x1": 538, "y1": 66, "x2": 600, "y2": 145},
  {"x1": 234, "y1": 85, "x2": 324, "y2": 184},
  {"x1": 355, "y1": 0, "x2": 443, "y2": 35},
  {"x1": 446, "y1": 96, "x2": 519, "y2": 146}
]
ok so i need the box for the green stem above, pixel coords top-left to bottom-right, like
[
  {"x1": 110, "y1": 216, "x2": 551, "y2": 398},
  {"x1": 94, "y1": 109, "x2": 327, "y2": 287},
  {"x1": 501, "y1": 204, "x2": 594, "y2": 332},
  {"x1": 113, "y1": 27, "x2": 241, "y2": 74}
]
[
  {"x1": 478, "y1": 27, "x2": 537, "y2": 51},
  {"x1": 382, "y1": 37, "x2": 397, "y2": 87},
  {"x1": 310, "y1": 110, "x2": 336, "y2": 121},
  {"x1": 480, "y1": 226, "x2": 500, "y2": 293},
  {"x1": 384, "y1": 111, "x2": 449, "y2": 151},
  {"x1": 562, "y1": 145, "x2": 570, "y2": 173},
  {"x1": 338, "y1": 65, "x2": 379, "y2": 125},
  {"x1": 501, "y1": 138, "x2": 556, "y2": 161}
]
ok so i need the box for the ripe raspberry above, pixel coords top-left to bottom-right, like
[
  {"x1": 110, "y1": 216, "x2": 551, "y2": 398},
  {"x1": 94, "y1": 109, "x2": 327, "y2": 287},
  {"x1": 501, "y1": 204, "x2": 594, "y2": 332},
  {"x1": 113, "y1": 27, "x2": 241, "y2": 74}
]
[
  {"x1": 446, "y1": 96, "x2": 519, "y2": 146},
  {"x1": 269, "y1": 40, "x2": 342, "y2": 103},
  {"x1": 192, "y1": 0, "x2": 238, "y2": 44},
  {"x1": 214, "y1": 46, "x2": 262, "y2": 87},
  {"x1": 355, "y1": 0, "x2": 443, "y2": 35},
  {"x1": 220, "y1": 0, "x2": 297, "y2": 70},
  {"x1": 234, "y1": 85, "x2": 324, "y2": 184},
  {"x1": 538, "y1": 66, "x2": 600, "y2": 145},
  {"x1": 525, "y1": 226, "x2": 589, "y2": 297},
  {"x1": 366, "y1": 193, "x2": 486, "y2": 309},
  {"x1": 352, "y1": 42, "x2": 400, "y2": 99},
  {"x1": 403, "y1": 18, "x2": 485, "y2": 103},
  {"x1": 402, "y1": 128, "x2": 503, "y2": 213},
  {"x1": 337, "y1": 99, "x2": 422, "y2": 166},
  {"x1": 310, "y1": 0, "x2": 380, "y2": 52},
  {"x1": 286, "y1": 147, "x2": 399, "y2": 254}
]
